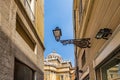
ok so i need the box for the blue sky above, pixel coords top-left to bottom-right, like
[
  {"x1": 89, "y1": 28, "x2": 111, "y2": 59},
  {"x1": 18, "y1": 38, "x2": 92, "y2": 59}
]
[{"x1": 44, "y1": 0, "x2": 74, "y2": 66}]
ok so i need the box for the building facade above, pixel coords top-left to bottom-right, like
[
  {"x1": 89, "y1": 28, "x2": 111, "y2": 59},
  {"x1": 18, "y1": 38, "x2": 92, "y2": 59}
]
[
  {"x1": 44, "y1": 51, "x2": 75, "y2": 80},
  {"x1": 73, "y1": 0, "x2": 120, "y2": 80},
  {"x1": 0, "y1": 0, "x2": 44, "y2": 80}
]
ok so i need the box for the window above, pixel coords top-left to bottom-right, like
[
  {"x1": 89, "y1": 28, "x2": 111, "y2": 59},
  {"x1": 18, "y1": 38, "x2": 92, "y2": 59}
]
[
  {"x1": 79, "y1": 0, "x2": 83, "y2": 13},
  {"x1": 16, "y1": 15, "x2": 36, "y2": 51},
  {"x1": 24, "y1": 0, "x2": 35, "y2": 21},
  {"x1": 79, "y1": 0, "x2": 83, "y2": 23},
  {"x1": 61, "y1": 75, "x2": 64, "y2": 80},
  {"x1": 96, "y1": 48, "x2": 120, "y2": 80},
  {"x1": 82, "y1": 51, "x2": 86, "y2": 67},
  {"x1": 101, "y1": 58, "x2": 120, "y2": 80},
  {"x1": 14, "y1": 59, "x2": 34, "y2": 80}
]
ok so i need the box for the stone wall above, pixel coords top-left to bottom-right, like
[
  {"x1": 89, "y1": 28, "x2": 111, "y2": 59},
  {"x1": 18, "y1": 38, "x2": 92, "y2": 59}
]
[{"x1": 0, "y1": 0, "x2": 44, "y2": 80}]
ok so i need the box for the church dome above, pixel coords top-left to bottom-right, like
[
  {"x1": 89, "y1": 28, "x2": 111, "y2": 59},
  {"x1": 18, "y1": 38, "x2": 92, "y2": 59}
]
[{"x1": 47, "y1": 51, "x2": 62, "y2": 61}]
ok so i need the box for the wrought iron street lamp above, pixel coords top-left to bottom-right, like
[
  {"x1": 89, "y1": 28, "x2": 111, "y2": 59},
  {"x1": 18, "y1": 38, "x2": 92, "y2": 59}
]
[
  {"x1": 53, "y1": 27, "x2": 91, "y2": 48},
  {"x1": 53, "y1": 27, "x2": 62, "y2": 41}
]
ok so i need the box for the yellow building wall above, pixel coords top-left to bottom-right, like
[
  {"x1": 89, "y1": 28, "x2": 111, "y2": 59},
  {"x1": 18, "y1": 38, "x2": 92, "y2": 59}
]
[
  {"x1": 35, "y1": 0, "x2": 44, "y2": 44},
  {"x1": 56, "y1": 75, "x2": 60, "y2": 80}
]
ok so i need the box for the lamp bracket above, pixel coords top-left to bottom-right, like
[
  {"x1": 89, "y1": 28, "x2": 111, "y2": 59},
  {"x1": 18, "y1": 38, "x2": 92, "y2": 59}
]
[{"x1": 60, "y1": 38, "x2": 90, "y2": 48}]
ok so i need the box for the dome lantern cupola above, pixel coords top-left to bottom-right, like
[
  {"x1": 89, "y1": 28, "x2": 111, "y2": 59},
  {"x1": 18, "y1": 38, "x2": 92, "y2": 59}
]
[{"x1": 47, "y1": 51, "x2": 62, "y2": 61}]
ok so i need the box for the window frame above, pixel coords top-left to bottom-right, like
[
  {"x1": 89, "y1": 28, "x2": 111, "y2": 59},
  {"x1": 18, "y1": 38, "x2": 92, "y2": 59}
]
[{"x1": 95, "y1": 47, "x2": 120, "y2": 80}]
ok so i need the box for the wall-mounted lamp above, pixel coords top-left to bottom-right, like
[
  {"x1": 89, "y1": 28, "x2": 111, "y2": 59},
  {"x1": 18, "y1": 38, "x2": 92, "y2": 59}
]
[
  {"x1": 79, "y1": 70, "x2": 83, "y2": 73},
  {"x1": 95, "y1": 28, "x2": 112, "y2": 40},
  {"x1": 53, "y1": 27, "x2": 91, "y2": 48}
]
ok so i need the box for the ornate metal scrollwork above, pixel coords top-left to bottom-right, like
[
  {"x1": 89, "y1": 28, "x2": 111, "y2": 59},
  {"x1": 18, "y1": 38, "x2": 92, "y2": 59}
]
[{"x1": 60, "y1": 38, "x2": 90, "y2": 48}]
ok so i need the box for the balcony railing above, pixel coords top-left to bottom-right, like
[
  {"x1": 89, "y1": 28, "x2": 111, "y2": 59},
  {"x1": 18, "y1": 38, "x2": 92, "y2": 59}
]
[{"x1": 24, "y1": 0, "x2": 35, "y2": 22}]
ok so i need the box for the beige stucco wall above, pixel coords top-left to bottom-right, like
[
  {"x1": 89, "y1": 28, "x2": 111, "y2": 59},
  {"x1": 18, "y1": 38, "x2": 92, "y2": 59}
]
[{"x1": 74, "y1": 0, "x2": 120, "y2": 80}]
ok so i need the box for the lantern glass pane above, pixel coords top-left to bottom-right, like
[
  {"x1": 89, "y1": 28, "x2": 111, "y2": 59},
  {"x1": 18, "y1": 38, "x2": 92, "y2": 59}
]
[
  {"x1": 54, "y1": 30, "x2": 61, "y2": 37},
  {"x1": 96, "y1": 32, "x2": 103, "y2": 39}
]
